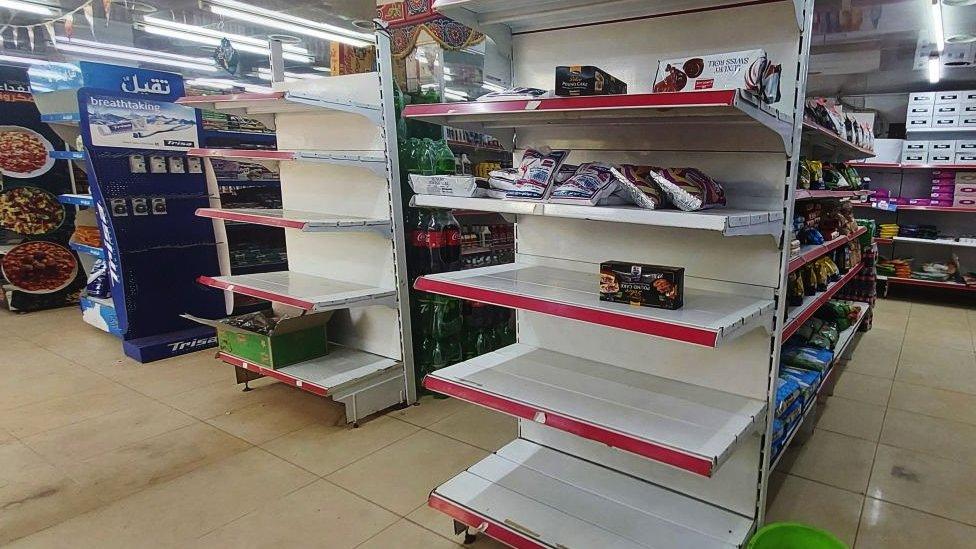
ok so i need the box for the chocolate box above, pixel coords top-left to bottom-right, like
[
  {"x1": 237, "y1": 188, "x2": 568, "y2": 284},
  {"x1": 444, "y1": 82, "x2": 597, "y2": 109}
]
[
  {"x1": 555, "y1": 65, "x2": 628, "y2": 97},
  {"x1": 599, "y1": 261, "x2": 684, "y2": 310},
  {"x1": 653, "y1": 49, "x2": 781, "y2": 103}
]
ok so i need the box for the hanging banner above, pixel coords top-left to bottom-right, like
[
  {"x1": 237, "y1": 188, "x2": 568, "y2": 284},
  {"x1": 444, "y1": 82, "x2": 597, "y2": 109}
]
[{"x1": 378, "y1": 0, "x2": 483, "y2": 58}]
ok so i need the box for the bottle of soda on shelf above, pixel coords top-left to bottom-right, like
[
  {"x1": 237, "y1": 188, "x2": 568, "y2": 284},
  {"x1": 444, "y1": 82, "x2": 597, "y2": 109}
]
[
  {"x1": 434, "y1": 139, "x2": 457, "y2": 175},
  {"x1": 408, "y1": 209, "x2": 430, "y2": 281},
  {"x1": 425, "y1": 208, "x2": 461, "y2": 274}
]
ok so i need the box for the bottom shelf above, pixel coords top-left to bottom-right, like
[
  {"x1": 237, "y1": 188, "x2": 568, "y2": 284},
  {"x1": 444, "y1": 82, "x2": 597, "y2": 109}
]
[
  {"x1": 771, "y1": 302, "x2": 869, "y2": 469},
  {"x1": 877, "y1": 275, "x2": 976, "y2": 292},
  {"x1": 431, "y1": 439, "x2": 754, "y2": 549},
  {"x1": 219, "y1": 347, "x2": 399, "y2": 396}
]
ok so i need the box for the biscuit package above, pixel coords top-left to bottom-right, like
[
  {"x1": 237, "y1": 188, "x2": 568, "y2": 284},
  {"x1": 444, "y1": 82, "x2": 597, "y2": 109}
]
[
  {"x1": 647, "y1": 167, "x2": 727, "y2": 211},
  {"x1": 653, "y1": 49, "x2": 782, "y2": 103},
  {"x1": 599, "y1": 261, "x2": 684, "y2": 310},
  {"x1": 609, "y1": 164, "x2": 668, "y2": 209},
  {"x1": 505, "y1": 148, "x2": 570, "y2": 201},
  {"x1": 549, "y1": 162, "x2": 619, "y2": 205}
]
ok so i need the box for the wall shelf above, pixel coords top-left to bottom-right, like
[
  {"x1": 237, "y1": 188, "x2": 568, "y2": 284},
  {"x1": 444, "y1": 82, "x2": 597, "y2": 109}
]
[
  {"x1": 198, "y1": 271, "x2": 396, "y2": 312},
  {"x1": 788, "y1": 227, "x2": 867, "y2": 273},
  {"x1": 416, "y1": 263, "x2": 774, "y2": 347},
  {"x1": 196, "y1": 208, "x2": 392, "y2": 237},
  {"x1": 784, "y1": 263, "x2": 864, "y2": 339},
  {"x1": 801, "y1": 120, "x2": 875, "y2": 162},
  {"x1": 424, "y1": 343, "x2": 765, "y2": 476},
  {"x1": 876, "y1": 275, "x2": 976, "y2": 292},
  {"x1": 188, "y1": 148, "x2": 387, "y2": 175},
  {"x1": 431, "y1": 439, "x2": 755, "y2": 549},
  {"x1": 851, "y1": 162, "x2": 976, "y2": 171},
  {"x1": 219, "y1": 349, "x2": 399, "y2": 397},
  {"x1": 794, "y1": 189, "x2": 870, "y2": 200},
  {"x1": 403, "y1": 90, "x2": 794, "y2": 152},
  {"x1": 412, "y1": 195, "x2": 784, "y2": 237}
]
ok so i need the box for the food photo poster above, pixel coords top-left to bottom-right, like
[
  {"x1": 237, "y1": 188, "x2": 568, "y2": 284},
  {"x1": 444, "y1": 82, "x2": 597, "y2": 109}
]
[{"x1": 0, "y1": 65, "x2": 85, "y2": 312}]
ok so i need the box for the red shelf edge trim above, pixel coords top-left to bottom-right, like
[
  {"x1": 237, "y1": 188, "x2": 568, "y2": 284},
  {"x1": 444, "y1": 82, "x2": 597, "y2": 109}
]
[
  {"x1": 196, "y1": 208, "x2": 306, "y2": 229},
  {"x1": 197, "y1": 275, "x2": 314, "y2": 310},
  {"x1": 219, "y1": 352, "x2": 329, "y2": 396},
  {"x1": 403, "y1": 90, "x2": 739, "y2": 118},
  {"x1": 851, "y1": 162, "x2": 976, "y2": 171},
  {"x1": 423, "y1": 375, "x2": 714, "y2": 477},
  {"x1": 783, "y1": 263, "x2": 864, "y2": 340},
  {"x1": 176, "y1": 91, "x2": 284, "y2": 104},
  {"x1": 428, "y1": 494, "x2": 547, "y2": 549},
  {"x1": 899, "y1": 205, "x2": 976, "y2": 212},
  {"x1": 788, "y1": 227, "x2": 866, "y2": 273},
  {"x1": 187, "y1": 148, "x2": 292, "y2": 160},
  {"x1": 883, "y1": 277, "x2": 976, "y2": 291},
  {"x1": 413, "y1": 277, "x2": 719, "y2": 347}
]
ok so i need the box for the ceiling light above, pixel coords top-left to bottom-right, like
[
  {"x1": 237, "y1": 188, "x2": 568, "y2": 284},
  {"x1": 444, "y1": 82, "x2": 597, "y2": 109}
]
[
  {"x1": 54, "y1": 37, "x2": 218, "y2": 73},
  {"x1": 186, "y1": 77, "x2": 270, "y2": 93},
  {"x1": 137, "y1": 17, "x2": 311, "y2": 63},
  {"x1": 253, "y1": 67, "x2": 325, "y2": 81},
  {"x1": 202, "y1": 0, "x2": 374, "y2": 48},
  {"x1": 0, "y1": 0, "x2": 57, "y2": 16},
  {"x1": 928, "y1": 54, "x2": 942, "y2": 83},
  {"x1": 931, "y1": 0, "x2": 945, "y2": 52}
]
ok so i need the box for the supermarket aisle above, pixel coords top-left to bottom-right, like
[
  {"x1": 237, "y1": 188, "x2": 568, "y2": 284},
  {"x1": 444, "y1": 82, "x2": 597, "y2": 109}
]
[
  {"x1": 768, "y1": 297, "x2": 976, "y2": 548},
  {"x1": 0, "y1": 300, "x2": 974, "y2": 547}
]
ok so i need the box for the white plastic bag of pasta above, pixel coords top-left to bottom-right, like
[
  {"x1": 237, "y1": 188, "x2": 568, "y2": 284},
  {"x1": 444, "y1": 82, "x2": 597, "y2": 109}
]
[
  {"x1": 549, "y1": 162, "x2": 619, "y2": 205},
  {"x1": 505, "y1": 148, "x2": 570, "y2": 201}
]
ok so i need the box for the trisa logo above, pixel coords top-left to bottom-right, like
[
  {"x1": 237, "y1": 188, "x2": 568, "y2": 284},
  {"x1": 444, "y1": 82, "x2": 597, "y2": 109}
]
[{"x1": 168, "y1": 336, "x2": 217, "y2": 353}]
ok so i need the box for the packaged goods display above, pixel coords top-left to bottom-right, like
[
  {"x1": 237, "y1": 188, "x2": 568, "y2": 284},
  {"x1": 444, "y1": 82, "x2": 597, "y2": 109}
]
[
  {"x1": 505, "y1": 149, "x2": 570, "y2": 201},
  {"x1": 599, "y1": 261, "x2": 684, "y2": 310},
  {"x1": 647, "y1": 167, "x2": 727, "y2": 211},
  {"x1": 476, "y1": 87, "x2": 550, "y2": 102},
  {"x1": 555, "y1": 65, "x2": 628, "y2": 96},
  {"x1": 610, "y1": 165, "x2": 667, "y2": 209},
  {"x1": 653, "y1": 49, "x2": 782, "y2": 103},
  {"x1": 804, "y1": 97, "x2": 874, "y2": 151},
  {"x1": 86, "y1": 260, "x2": 110, "y2": 298},
  {"x1": 549, "y1": 162, "x2": 619, "y2": 205}
]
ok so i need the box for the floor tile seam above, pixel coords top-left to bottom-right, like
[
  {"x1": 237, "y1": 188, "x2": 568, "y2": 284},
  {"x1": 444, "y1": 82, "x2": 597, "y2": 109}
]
[
  {"x1": 402, "y1": 504, "x2": 466, "y2": 546},
  {"x1": 419, "y1": 421, "x2": 505, "y2": 454},
  {"x1": 396, "y1": 401, "x2": 468, "y2": 429},
  {"x1": 25, "y1": 413, "x2": 211, "y2": 474},
  {"x1": 814, "y1": 423, "x2": 881, "y2": 444},
  {"x1": 189, "y1": 472, "x2": 323, "y2": 542},
  {"x1": 862, "y1": 495, "x2": 976, "y2": 532},
  {"x1": 1, "y1": 393, "x2": 158, "y2": 440},
  {"x1": 258, "y1": 416, "x2": 421, "y2": 478}
]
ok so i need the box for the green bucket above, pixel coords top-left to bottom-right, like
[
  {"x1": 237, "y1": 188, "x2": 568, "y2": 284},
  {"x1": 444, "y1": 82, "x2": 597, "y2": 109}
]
[{"x1": 747, "y1": 522, "x2": 848, "y2": 549}]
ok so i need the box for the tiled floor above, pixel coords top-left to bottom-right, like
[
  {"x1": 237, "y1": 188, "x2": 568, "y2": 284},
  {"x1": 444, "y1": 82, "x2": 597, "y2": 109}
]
[{"x1": 0, "y1": 299, "x2": 974, "y2": 547}]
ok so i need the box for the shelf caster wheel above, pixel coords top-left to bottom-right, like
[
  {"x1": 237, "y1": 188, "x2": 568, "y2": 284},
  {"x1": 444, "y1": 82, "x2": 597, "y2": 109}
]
[
  {"x1": 242, "y1": 381, "x2": 252, "y2": 392},
  {"x1": 352, "y1": 422, "x2": 360, "y2": 428},
  {"x1": 462, "y1": 532, "x2": 478, "y2": 545}
]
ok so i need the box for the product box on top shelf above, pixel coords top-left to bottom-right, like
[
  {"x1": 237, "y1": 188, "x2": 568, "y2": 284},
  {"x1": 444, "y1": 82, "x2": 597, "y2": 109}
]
[
  {"x1": 934, "y1": 116, "x2": 960, "y2": 128},
  {"x1": 903, "y1": 152, "x2": 928, "y2": 164},
  {"x1": 652, "y1": 49, "x2": 781, "y2": 103},
  {"x1": 902, "y1": 140, "x2": 927, "y2": 153},
  {"x1": 963, "y1": 90, "x2": 976, "y2": 103},
  {"x1": 930, "y1": 153, "x2": 954, "y2": 164},
  {"x1": 907, "y1": 116, "x2": 933, "y2": 130},
  {"x1": 935, "y1": 105, "x2": 960, "y2": 116},
  {"x1": 936, "y1": 91, "x2": 963, "y2": 104},
  {"x1": 958, "y1": 140, "x2": 976, "y2": 153},
  {"x1": 957, "y1": 154, "x2": 976, "y2": 164},
  {"x1": 909, "y1": 92, "x2": 936, "y2": 106},
  {"x1": 930, "y1": 140, "x2": 956, "y2": 154},
  {"x1": 599, "y1": 261, "x2": 684, "y2": 310},
  {"x1": 184, "y1": 310, "x2": 331, "y2": 369},
  {"x1": 555, "y1": 66, "x2": 627, "y2": 96},
  {"x1": 961, "y1": 116, "x2": 976, "y2": 128},
  {"x1": 908, "y1": 104, "x2": 933, "y2": 117}
]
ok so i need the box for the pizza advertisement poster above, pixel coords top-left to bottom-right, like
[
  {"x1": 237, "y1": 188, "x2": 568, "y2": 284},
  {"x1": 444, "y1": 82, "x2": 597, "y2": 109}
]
[{"x1": 0, "y1": 65, "x2": 84, "y2": 310}]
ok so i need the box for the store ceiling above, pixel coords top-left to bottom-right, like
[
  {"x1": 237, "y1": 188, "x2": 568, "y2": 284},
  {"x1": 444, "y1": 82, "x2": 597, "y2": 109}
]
[
  {"x1": 0, "y1": 0, "x2": 375, "y2": 83},
  {"x1": 809, "y1": 0, "x2": 976, "y2": 96}
]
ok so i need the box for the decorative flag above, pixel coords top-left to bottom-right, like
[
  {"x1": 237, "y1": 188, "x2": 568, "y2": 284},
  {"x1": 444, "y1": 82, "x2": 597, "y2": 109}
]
[
  {"x1": 26, "y1": 27, "x2": 35, "y2": 50},
  {"x1": 64, "y1": 14, "x2": 74, "y2": 39},
  {"x1": 83, "y1": 4, "x2": 95, "y2": 35},
  {"x1": 44, "y1": 21, "x2": 56, "y2": 43},
  {"x1": 102, "y1": 0, "x2": 112, "y2": 24}
]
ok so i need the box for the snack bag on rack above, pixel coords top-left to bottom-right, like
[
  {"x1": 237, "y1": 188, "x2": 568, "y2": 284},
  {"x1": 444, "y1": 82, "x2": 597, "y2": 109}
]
[
  {"x1": 609, "y1": 164, "x2": 668, "y2": 209},
  {"x1": 505, "y1": 148, "x2": 570, "y2": 201},
  {"x1": 781, "y1": 345, "x2": 833, "y2": 372},
  {"x1": 549, "y1": 162, "x2": 619, "y2": 206},
  {"x1": 647, "y1": 167, "x2": 726, "y2": 211}
]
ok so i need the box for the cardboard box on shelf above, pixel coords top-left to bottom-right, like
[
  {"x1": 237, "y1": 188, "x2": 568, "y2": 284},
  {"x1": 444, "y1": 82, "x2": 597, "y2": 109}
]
[
  {"x1": 956, "y1": 154, "x2": 976, "y2": 164},
  {"x1": 903, "y1": 152, "x2": 928, "y2": 164},
  {"x1": 933, "y1": 116, "x2": 960, "y2": 128},
  {"x1": 930, "y1": 153, "x2": 954, "y2": 164},
  {"x1": 930, "y1": 140, "x2": 957, "y2": 154},
  {"x1": 185, "y1": 311, "x2": 332, "y2": 369},
  {"x1": 555, "y1": 65, "x2": 627, "y2": 96},
  {"x1": 902, "y1": 140, "x2": 929, "y2": 153},
  {"x1": 958, "y1": 140, "x2": 976, "y2": 152},
  {"x1": 907, "y1": 116, "x2": 933, "y2": 130},
  {"x1": 935, "y1": 105, "x2": 959, "y2": 116},
  {"x1": 909, "y1": 92, "x2": 936, "y2": 106},
  {"x1": 936, "y1": 91, "x2": 962, "y2": 104},
  {"x1": 953, "y1": 196, "x2": 976, "y2": 207},
  {"x1": 963, "y1": 90, "x2": 976, "y2": 103},
  {"x1": 960, "y1": 116, "x2": 976, "y2": 128},
  {"x1": 955, "y1": 183, "x2": 976, "y2": 197}
]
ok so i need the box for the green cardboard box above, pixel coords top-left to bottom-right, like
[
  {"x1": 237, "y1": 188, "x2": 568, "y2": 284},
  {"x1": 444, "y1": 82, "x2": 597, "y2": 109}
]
[{"x1": 185, "y1": 311, "x2": 331, "y2": 369}]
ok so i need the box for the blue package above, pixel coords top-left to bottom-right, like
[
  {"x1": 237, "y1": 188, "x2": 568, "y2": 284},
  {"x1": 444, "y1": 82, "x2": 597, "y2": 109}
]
[
  {"x1": 86, "y1": 259, "x2": 110, "y2": 298},
  {"x1": 781, "y1": 345, "x2": 834, "y2": 372},
  {"x1": 775, "y1": 376, "x2": 801, "y2": 415}
]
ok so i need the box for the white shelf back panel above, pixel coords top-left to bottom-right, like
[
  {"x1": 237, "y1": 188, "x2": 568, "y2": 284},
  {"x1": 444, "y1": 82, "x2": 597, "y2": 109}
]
[
  {"x1": 519, "y1": 310, "x2": 774, "y2": 399},
  {"x1": 274, "y1": 110, "x2": 385, "y2": 151},
  {"x1": 326, "y1": 305, "x2": 403, "y2": 361},
  {"x1": 279, "y1": 162, "x2": 391, "y2": 220},
  {"x1": 517, "y1": 215, "x2": 782, "y2": 289},
  {"x1": 511, "y1": 2, "x2": 799, "y2": 115},
  {"x1": 520, "y1": 420, "x2": 761, "y2": 518}
]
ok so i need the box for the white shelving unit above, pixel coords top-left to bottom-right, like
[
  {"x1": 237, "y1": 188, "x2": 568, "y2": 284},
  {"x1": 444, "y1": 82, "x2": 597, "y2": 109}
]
[
  {"x1": 179, "y1": 30, "x2": 416, "y2": 420},
  {"x1": 403, "y1": 0, "x2": 816, "y2": 544}
]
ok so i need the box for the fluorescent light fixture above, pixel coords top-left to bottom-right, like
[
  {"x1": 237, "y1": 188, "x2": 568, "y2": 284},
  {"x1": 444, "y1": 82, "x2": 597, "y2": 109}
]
[
  {"x1": 0, "y1": 0, "x2": 57, "y2": 16},
  {"x1": 0, "y1": 53, "x2": 49, "y2": 65},
  {"x1": 54, "y1": 37, "x2": 219, "y2": 72},
  {"x1": 254, "y1": 67, "x2": 325, "y2": 81},
  {"x1": 202, "y1": 0, "x2": 374, "y2": 48},
  {"x1": 931, "y1": 0, "x2": 945, "y2": 52},
  {"x1": 186, "y1": 77, "x2": 270, "y2": 93},
  {"x1": 928, "y1": 54, "x2": 942, "y2": 83},
  {"x1": 311, "y1": 65, "x2": 331, "y2": 72},
  {"x1": 482, "y1": 81, "x2": 505, "y2": 93},
  {"x1": 138, "y1": 17, "x2": 311, "y2": 63}
]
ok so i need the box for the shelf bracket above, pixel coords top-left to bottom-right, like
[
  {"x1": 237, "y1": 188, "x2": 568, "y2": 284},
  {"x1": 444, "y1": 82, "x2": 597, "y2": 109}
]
[{"x1": 285, "y1": 92, "x2": 384, "y2": 126}]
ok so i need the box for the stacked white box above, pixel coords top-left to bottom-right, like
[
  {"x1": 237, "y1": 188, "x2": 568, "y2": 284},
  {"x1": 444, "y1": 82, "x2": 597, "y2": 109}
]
[{"x1": 907, "y1": 90, "x2": 976, "y2": 129}]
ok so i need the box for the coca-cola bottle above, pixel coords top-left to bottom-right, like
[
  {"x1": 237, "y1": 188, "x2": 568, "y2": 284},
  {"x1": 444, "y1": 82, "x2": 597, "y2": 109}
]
[
  {"x1": 424, "y1": 209, "x2": 461, "y2": 274},
  {"x1": 407, "y1": 209, "x2": 430, "y2": 281}
]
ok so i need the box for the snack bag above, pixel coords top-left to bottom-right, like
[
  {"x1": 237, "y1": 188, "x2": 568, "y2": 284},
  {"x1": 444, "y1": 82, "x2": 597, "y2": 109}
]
[
  {"x1": 647, "y1": 167, "x2": 727, "y2": 211},
  {"x1": 609, "y1": 164, "x2": 668, "y2": 209},
  {"x1": 505, "y1": 148, "x2": 570, "y2": 201},
  {"x1": 549, "y1": 162, "x2": 619, "y2": 205}
]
